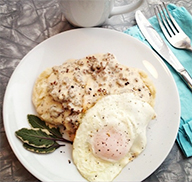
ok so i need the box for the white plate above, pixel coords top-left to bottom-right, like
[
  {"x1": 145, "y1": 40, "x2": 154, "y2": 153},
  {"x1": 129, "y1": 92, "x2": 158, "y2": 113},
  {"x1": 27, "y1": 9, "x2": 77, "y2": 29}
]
[{"x1": 3, "y1": 28, "x2": 180, "y2": 182}]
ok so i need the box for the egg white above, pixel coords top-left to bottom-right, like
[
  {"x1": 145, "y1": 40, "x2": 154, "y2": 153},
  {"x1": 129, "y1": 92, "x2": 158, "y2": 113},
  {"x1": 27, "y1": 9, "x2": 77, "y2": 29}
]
[{"x1": 72, "y1": 93, "x2": 156, "y2": 182}]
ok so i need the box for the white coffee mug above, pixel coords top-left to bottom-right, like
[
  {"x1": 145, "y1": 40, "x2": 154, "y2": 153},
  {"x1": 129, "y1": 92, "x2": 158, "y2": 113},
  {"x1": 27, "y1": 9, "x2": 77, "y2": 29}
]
[{"x1": 59, "y1": 0, "x2": 144, "y2": 27}]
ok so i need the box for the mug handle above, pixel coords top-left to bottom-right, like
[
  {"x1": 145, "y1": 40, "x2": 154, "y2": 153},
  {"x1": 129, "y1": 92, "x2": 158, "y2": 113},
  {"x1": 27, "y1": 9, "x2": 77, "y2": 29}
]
[{"x1": 109, "y1": 0, "x2": 144, "y2": 17}]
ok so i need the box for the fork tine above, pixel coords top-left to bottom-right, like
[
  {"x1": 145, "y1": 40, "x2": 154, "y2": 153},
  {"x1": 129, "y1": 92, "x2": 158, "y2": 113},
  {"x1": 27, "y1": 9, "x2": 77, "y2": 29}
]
[
  {"x1": 160, "y1": 3, "x2": 176, "y2": 36},
  {"x1": 162, "y1": 2, "x2": 181, "y2": 33},
  {"x1": 154, "y1": 6, "x2": 171, "y2": 39},
  {"x1": 155, "y1": 4, "x2": 175, "y2": 37},
  {"x1": 158, "y1": 2, "x2": 186, "y2": 36}
]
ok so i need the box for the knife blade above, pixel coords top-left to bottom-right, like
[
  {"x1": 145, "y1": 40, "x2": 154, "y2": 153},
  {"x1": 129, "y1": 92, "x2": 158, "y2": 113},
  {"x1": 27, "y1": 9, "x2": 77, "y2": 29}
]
[{"x1": 135, "y1": 10, "x2": 192, "y2": 91}]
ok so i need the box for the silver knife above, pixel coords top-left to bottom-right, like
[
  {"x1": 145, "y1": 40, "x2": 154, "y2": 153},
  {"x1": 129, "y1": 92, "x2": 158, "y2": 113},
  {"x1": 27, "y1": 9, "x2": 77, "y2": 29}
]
[{"x1": 135, "y1": 10, "x2": 192, "y2": 91}]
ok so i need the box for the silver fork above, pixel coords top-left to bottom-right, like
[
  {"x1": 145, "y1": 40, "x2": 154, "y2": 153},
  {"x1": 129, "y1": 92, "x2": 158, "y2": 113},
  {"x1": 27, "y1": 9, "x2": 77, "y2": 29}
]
[{"x1": 154, "y1": 2, "x2": 192, "y2": 51}]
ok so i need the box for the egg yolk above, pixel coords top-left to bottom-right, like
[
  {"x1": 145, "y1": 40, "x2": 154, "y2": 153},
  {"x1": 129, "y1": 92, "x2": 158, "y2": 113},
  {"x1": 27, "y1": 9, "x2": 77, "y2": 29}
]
[{"x1": 91, "y1": 127, "x2": 132, "y2": 162}]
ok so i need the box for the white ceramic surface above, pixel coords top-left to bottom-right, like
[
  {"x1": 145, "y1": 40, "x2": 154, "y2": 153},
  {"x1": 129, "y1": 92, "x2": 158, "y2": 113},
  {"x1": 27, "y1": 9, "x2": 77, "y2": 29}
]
[
  {"x1": 3, "y1": 28, "x2": 180, "y2": 182},
  {"x1": 59, "y1": 0, "x2": 144, "y2": 27}
]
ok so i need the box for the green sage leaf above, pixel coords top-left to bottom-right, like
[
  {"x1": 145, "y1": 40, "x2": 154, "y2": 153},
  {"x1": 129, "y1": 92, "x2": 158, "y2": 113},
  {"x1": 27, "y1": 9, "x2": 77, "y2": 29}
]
[
  {"x1": 15, "y1": 128, "x2": 55, "y2": 148},
  {"x1": 27, "y1": 114, "x2": 62, "y2": 138},
  {"x1": 23, "y1": 143, "x2": 60, "y2": 154}
]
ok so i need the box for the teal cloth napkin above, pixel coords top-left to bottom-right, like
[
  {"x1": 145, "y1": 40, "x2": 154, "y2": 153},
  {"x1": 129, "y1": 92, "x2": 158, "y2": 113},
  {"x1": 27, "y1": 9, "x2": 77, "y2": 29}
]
[{"x1": 124, "y1": 4, "x2": 192, "y2": 157}]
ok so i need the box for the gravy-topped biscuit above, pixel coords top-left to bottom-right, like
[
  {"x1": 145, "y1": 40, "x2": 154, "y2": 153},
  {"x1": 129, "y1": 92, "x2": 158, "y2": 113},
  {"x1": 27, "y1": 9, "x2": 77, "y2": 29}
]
[{"x1": 32, "y1": 53, "x2": 156, "y2": 141}]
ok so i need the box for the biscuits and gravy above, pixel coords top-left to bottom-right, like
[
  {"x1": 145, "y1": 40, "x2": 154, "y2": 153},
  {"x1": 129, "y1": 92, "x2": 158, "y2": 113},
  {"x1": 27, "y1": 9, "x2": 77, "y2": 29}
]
[{"x1": 32, "y1": 53, "x2": 156, "y2": 141}]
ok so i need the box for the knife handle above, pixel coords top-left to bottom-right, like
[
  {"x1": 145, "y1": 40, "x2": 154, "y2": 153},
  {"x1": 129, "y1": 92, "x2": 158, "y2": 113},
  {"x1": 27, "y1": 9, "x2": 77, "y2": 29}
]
[{"x1": 179, "y1": 69, "x2": 192, "y2": 91}]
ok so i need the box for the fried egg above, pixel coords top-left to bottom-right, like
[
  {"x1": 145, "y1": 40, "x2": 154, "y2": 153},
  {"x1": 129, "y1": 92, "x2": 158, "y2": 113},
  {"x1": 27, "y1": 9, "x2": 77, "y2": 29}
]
[{"x1": 72, "y1": 93, "x2": 156, "y2": 182}]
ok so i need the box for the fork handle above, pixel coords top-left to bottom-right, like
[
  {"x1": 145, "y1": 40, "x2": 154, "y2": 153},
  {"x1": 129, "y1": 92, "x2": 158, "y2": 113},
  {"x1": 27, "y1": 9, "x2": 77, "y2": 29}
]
[{"x1": 179, "y1": 69, "x2": 192, "y2": 91}]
